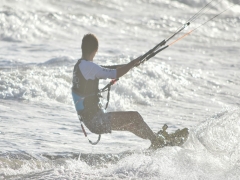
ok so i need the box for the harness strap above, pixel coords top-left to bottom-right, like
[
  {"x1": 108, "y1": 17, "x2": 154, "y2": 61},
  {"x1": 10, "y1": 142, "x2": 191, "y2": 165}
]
[
  {"x1": 78, "y1": 115, "x2": 101, "y2": 145},
  {"x1": 105, "y1": 85, "x2": 111, "y2": 110},
  {"x1": 101, "y1": 79, "x2": 119, "y2": 110}
]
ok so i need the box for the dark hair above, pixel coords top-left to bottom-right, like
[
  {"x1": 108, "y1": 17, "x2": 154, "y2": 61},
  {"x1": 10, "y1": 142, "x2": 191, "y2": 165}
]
[{"x1": 81, "y1": 34, "x2": 98, "y2": 57}]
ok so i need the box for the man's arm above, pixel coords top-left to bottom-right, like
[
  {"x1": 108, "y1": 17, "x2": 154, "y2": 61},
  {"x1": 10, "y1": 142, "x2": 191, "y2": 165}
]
[
  {"x1": 101, "y1": 64, "x2": 126, "y2": 69},
  {"x1": 97, "y1": 57, "x2": 141, "y2": 79},
  {"x1": 116, "y1": 57, "x2": 141, "y2": 79}
]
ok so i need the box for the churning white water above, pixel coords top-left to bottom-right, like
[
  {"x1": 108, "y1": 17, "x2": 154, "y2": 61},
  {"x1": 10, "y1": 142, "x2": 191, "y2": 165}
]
[{"x1": 0, "y1": 0, "x2": 240, "y2": 179}]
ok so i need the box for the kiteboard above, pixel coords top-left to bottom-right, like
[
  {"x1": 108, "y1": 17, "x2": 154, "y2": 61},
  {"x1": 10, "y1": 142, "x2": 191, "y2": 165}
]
[{"x1": 149, "y1": 124, "x2": 189, "y2": 150}]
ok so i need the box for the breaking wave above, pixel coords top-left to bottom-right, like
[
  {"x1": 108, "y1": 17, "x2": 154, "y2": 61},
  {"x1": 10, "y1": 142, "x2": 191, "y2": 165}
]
[{"x1": 1, "y1": 109, "x2": 239, "y2": 179}]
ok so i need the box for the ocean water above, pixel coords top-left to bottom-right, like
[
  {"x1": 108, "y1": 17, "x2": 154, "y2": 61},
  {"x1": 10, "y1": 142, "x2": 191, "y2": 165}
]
[{"x1": 0, "y1": 0, "x2": 240, "y2": 179}]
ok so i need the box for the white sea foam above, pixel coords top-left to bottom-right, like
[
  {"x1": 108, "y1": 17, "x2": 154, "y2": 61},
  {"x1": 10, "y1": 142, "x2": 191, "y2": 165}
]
[{"x1": 1, "y1": 109, "x2": 239, "y2": 179}]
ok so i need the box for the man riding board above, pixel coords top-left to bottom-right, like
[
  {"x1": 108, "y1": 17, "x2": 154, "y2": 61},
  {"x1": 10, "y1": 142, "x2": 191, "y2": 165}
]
[{"x1": 72, "y1": 34, "x2": 188, "y2": 149}]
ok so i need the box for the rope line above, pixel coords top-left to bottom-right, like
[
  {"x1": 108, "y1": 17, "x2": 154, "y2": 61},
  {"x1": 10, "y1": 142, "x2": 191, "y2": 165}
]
[{"x1": 169, "y1": 3, "x2": 236, "y2": 46}]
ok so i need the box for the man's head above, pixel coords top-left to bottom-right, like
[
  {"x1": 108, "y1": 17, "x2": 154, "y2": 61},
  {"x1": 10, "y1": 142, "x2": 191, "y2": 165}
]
[{"x1": 81, "y1": 34, "x2": 98, "y2": 59}]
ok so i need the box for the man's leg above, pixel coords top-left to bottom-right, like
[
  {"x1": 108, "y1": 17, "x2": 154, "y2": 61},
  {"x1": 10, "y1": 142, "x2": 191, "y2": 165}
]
[{"x1": 108, "y1": 111, "x2": 157, "y2": 143}]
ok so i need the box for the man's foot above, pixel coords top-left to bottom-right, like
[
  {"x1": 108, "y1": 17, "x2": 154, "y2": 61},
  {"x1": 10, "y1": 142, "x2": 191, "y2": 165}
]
[
  {"x1": 149, "y1": 124, "x2": 189, "y2": 150},
  {"x1": 149, "y1": 134, "x2": 165, "y2": 150},
  {"x1": 164, "y1": 127, "x2": 189, "y2": 146}
]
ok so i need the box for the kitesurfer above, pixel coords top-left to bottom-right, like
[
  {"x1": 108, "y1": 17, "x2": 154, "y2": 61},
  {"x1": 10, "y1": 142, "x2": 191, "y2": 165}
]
[
  {"x1": 71, "y1": 0, "x2": 236, "y2": 148},
  {"x1": 72, "y1": 33, "x2": 164, "y2": 148}
]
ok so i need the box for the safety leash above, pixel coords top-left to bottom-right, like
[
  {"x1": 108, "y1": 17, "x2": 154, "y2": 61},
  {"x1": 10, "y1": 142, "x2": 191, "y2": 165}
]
[{"x1": 78, "y1": 115, "x2": 101, "y2": 145}]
